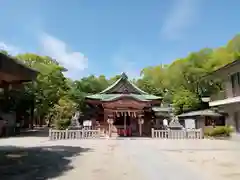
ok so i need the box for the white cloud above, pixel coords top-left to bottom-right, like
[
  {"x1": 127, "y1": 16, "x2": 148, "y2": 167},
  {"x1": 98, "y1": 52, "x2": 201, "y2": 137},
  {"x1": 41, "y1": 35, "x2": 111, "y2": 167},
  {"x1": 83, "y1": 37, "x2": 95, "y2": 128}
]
[
  {"x1": 161, "y1": 0, "x2": 201, "y2": 40},
  {"x1": 0, "y1": 42, "x2": 21, "y2": 55},
  {"x1": 39, "y1": 33, "x2": 88, "y2": 79}
]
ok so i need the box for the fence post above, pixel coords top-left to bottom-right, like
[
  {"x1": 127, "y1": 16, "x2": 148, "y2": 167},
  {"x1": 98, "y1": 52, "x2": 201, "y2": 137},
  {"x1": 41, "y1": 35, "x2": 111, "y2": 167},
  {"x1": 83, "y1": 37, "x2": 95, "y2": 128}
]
[
  {"x1": 49, "y1": 128, "x2": 52, "y2": 140},
  {"x1": 200, "y1": 128, "x2": 203, "y2": 139},
  {"x1": 98, "y1": 128, "x2": 101, "y2": 138},
  {"x1": 65, "y1": 129, "x2": 68, "y2": 140},
  {"x1": 151, "y1": 128, "x2": 154, "y2": 138},
  {"x1": 82, "y1": 128, "x2": 85, "y2": 138}
]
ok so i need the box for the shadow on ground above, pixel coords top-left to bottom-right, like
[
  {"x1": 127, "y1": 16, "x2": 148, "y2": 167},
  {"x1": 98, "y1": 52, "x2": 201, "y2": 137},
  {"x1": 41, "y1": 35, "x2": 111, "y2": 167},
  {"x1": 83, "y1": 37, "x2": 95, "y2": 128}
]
[{"x1": 0, "y1": 145, "x2": 92, "y2": 180}]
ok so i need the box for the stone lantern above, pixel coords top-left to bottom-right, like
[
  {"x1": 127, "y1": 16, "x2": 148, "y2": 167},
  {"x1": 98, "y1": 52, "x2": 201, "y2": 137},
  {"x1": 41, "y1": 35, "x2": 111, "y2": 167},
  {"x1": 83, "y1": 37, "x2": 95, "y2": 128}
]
[{"x1": 168, "y1": 116, "x2": 183, "y2": 130}]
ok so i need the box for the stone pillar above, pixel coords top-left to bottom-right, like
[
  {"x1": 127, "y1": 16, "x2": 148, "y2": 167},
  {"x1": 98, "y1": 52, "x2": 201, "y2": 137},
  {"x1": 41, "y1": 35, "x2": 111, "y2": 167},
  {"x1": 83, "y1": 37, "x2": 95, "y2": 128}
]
[
  {"x1": 107, "y1": 115, "x2": 113, "y2": 137},
  {"x1": 124, "y1": 112, "x2": 127, "y2": 136},
  {"x1": 138, "y1": 118, "x2": 144, "y2": 136},
  {"x1": 103, "y1": 111, "x2": 109, "y2": 135}
]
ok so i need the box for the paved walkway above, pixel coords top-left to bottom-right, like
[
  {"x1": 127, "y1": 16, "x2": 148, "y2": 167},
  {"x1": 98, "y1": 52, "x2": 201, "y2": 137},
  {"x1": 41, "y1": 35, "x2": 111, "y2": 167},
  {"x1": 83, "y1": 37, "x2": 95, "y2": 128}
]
[
  {"x1": 121, "y1": 140, "x2": 208, "y2": 180},
  {"x1": 1, "y1": 138, "x2": 240, "y2": 180}
]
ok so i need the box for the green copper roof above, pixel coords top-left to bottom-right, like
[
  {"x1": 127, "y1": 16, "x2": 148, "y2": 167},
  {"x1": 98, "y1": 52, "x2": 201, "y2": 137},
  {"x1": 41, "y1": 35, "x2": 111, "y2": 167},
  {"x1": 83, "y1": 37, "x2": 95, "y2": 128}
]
[
  {"x1": 99, "y1": 72, "x2": 148, "y2": 95},
  {"x1": 86, "y1": 72, "x2": 162, "y2": 101},
  {"x1": 86, "y1": 93, "x2": 161, "y2": 101}
]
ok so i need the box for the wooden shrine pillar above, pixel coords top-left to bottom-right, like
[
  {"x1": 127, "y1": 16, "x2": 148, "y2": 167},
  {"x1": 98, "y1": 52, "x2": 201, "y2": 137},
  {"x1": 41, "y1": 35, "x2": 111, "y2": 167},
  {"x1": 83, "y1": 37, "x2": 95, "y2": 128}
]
[
  {"x1": 124, "y1": 112, "x2": 127, "y2": 136},
  {"x1": 138, "y1": 115, "x2": 144, "y2": 136}
]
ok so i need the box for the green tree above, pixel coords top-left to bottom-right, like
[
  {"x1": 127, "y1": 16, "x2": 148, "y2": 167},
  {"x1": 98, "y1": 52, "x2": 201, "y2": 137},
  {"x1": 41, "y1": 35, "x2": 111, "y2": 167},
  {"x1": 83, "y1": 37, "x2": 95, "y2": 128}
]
[
  {"x1": 172, "y1": 89, "x2": 200, "y2": 114},
  {"x1": 16, "y1": 53, "x2": 69, "y2": 125}
]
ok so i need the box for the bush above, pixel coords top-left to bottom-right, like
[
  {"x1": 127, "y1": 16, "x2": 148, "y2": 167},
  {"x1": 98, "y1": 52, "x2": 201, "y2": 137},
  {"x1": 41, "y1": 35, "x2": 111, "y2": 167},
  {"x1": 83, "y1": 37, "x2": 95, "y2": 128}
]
[
  {"x1": 55, "y1": 119, "x2": 71, "y2": 130},
  {"x1": 205, "y1": 126, "x2": 234, "y2": 137}
]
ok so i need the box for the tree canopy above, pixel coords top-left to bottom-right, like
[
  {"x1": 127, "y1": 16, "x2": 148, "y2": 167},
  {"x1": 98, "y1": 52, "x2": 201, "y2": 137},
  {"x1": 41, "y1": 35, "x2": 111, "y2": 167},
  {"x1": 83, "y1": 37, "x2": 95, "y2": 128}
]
[{"x1": 1, "y1": 34, "x2": 239, "y2": 127}]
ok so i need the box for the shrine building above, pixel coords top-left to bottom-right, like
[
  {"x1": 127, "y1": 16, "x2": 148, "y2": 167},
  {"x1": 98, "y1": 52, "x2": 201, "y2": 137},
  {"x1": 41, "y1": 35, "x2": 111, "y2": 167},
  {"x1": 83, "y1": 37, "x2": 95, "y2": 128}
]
[{"x1": 85, "y1": 73, "x2": 162, "y2": 137}]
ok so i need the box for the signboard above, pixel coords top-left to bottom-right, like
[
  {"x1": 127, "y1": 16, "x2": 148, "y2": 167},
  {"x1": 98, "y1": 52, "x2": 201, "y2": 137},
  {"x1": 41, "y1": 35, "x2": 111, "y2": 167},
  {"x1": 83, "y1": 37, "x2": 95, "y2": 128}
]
[
  {"x1": 184, "y1": 118, "x2": 196, "y2": 129},
  {"x1": 163, "y1": 119, "x2": 168, "y2": 126},
  {"x1": 83, "y1": 120, "x2": 92, "y2": 127}
]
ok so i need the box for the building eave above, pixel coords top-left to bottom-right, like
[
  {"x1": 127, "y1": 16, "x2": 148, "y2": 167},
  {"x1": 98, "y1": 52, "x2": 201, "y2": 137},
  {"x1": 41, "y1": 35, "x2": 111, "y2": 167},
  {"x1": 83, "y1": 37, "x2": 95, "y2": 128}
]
[
  {"x1": 0, "y1": 53, "x2": 38, "y2": 82},
  {"x1": 209, "y1": 96, "x2": 240, "y2": 107},
  {"x1": 203, "y1": 59, "x2": 240, "y2": 79}
]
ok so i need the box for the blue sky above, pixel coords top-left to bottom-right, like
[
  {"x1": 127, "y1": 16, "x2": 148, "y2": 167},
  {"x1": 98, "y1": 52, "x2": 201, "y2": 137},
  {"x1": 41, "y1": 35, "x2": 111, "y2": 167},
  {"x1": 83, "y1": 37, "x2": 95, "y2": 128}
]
[{"x1": 0, "y1": 0, "x2": 240, "y2": 79}]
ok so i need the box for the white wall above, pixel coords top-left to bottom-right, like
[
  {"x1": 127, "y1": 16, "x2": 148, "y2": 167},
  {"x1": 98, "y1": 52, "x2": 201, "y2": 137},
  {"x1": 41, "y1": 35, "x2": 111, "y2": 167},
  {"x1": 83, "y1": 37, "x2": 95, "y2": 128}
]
[
  {"x1": 184, "y1": 119, "x2": 196, "y2": 129},
  {"x1": 222, "y1": 104, "x2": 240, "y2": 132},
  {"x1": 225, "y1": 77, "x2": 233, "y2": 98}
]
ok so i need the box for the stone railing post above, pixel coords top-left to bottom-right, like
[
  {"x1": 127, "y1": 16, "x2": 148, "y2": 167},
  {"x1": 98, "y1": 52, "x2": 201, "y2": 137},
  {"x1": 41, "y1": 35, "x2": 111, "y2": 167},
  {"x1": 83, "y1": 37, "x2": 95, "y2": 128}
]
[
  {"x1": 49, "y1": 128, "x2": 52, "y2": 140},
  {"x1": 200, "y1": 128, "x2": 203, "y2": 139},
  {"x1": 151, "y1": 128, "x2": 154, "y2": 138},
  {"x1": 98, "y1": 128, "x2": 101, "y2": 137},
  {"x1": 65, "y1": 129, "x2": 68, "y2": 139}
]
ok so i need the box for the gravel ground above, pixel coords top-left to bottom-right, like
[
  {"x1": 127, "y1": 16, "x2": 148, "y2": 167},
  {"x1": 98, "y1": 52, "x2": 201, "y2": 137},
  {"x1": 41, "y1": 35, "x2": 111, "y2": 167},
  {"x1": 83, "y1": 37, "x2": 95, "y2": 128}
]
[{"x1": 1, "y1": 137, "x2": 240, "y2": 180}]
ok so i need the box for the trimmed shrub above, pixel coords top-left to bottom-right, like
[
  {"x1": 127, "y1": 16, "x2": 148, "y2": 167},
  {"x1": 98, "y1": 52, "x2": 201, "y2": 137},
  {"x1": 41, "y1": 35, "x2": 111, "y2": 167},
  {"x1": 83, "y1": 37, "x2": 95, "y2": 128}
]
[{"x1": 205, "y1": 126, "x2": 233, "y2": 137}]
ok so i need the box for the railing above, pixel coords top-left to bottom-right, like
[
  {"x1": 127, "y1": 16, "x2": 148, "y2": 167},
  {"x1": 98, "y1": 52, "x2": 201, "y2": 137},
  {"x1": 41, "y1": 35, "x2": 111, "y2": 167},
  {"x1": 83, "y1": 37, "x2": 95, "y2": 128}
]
[
  {"x1": 49, "y1": 128, "x2": 101, "y2": 140},
  {"x1": 151, "y1": 128, "x2": 203, "y2": 139}
]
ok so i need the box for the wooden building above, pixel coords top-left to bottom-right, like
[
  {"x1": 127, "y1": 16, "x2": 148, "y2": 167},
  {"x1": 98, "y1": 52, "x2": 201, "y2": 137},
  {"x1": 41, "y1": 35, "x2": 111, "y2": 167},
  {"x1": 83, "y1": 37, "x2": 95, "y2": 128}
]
[
  {"x1": 0, "y1": 53, "x2": 38, "y2": 136},
  {"x1": 85, "y1": 73, "x2": 162, "y2": 137},
  {"x1": 177, "y1": 109, "x2": 225, "y2": 130},
  {"x1": 0, "y1": 53, "x2": 37, "y2": 85}
]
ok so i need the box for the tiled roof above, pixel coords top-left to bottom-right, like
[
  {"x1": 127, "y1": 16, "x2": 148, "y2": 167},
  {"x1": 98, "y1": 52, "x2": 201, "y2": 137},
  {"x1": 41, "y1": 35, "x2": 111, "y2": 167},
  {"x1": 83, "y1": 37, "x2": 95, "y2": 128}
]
[
  {"x1": 86, "y1": 72, "x2": 162, "y2": 101},
  {"x1": 0, "y1": 53, "x2": 38, "y2": 82},
  {"x1": 177, "y1": 109, "x2": 223, "y2": 117},
  {"x1": 99, "y1": 72, "x2": 151, "y2": 95},
  {"x1": 152, "y1": 107, "x2": 173, "y2": 112},
  {"x1": 86, "y1": 93, "x2": 161, "y2": 101}
]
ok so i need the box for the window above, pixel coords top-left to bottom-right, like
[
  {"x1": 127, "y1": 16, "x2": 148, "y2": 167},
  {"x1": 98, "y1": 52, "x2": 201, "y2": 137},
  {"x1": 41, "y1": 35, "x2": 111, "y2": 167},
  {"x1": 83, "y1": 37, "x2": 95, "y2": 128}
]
[
  {"x1": 205, "y1": 116, "x2": 213, "y2": 126},
  {"x1": 231, "y1": 73, "x2": 236, "y2": 89},
  {"x1": 237, "y1": 72, "x2": 240, "y2": 85},
  {"x1": 215, "y1": 116, "x2": 225, "y2": 126},
  {"x1": 204, "y1": 116, "x2": 225, "y2": 126},
  {"x1": 230, "y1": 72, "x2": 240, "y2": 96}
]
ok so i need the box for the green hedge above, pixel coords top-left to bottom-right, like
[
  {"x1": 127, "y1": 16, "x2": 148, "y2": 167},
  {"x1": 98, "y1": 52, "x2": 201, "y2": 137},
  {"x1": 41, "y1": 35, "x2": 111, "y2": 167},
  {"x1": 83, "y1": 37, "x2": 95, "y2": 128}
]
[
  {"x1": 55, "y1": 119, "x2": 71, "y2": 130},
  {"x1": 204, "y1": 126, "x2": 234, "y2": 137}
]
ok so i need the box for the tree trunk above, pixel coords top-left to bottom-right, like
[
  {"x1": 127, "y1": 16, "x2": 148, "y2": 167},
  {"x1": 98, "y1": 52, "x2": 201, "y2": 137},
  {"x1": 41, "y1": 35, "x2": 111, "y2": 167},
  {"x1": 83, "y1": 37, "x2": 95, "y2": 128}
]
[{"x1": 30, "y1": 99, "x2": 34, "y2": 129}]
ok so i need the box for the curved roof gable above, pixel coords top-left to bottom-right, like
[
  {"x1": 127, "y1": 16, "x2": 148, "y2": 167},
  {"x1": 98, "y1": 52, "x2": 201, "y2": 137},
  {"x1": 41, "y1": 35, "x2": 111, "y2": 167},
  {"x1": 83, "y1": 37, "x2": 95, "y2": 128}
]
[
  {"x1": 86, "y1": 73, "x2": 162, "y2": 102},
  {"x1": 99, "y1": 72, "x2": 148, "y2": 95}
]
